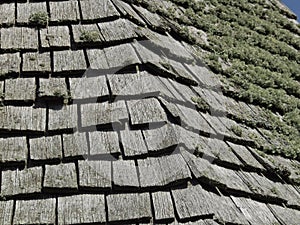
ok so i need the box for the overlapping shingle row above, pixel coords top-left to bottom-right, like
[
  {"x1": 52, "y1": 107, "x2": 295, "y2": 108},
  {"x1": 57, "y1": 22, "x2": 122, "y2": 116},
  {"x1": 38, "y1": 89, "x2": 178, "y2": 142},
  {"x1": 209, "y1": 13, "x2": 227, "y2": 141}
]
[{"x1": 0, "y1": 0, "x2": 299, "y2": 224}]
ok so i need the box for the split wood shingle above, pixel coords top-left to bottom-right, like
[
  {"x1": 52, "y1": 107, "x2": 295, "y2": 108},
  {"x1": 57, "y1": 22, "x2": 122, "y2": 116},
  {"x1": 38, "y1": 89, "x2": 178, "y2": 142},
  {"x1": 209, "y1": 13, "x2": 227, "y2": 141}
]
[
  {"x1": 39, "y1": 78, "x2": 68, "y2": 98},
  {"x1": 0, "y1": 53, "x2": 20, "y2": 76},
  {"x1": 89, "y1": 131, "x2": 120, "y2": 155},
  {"x1": 0, "y1": 201, "x2": 13, "y2": 225},
  {"x1": 40, "y1": 26, "x2": 71, "y2": 49},
  {"x1": 72, "y1": 24, "x2": 103, "y2": 45},
  {"x1": 0, "y1": 3, "x2": 15, "y2": 26},
  {"x1": 63, "y1": 132, "x2": 89, "y2": 157},
  {"x1": 48, "y1": 104, "x2": 77, "y2": 131},
  {"x1": 152, "y1": 191, "x2": 175, "y2": 221},
  {"x1": 53, "y1": 50, "x2": 86, "y2": 73},
  {"x1": 22, "y1": 52, "x2": 51, "y2": 73},
  {"x1": 4, "y1": 78, "x2": 36, "y2": 101},
  {"x1": 0, "y1": 137, "x2": 27, "y2": 164},
  {"x1": 17, "y1": 2, "x2": 47, "y2": 24},
  {"x1": 113, "y1": 160, "x2": 139, "y2": 188},
  {"x1": 49, "y1": 0, "x2": 80, "y2": 23}
]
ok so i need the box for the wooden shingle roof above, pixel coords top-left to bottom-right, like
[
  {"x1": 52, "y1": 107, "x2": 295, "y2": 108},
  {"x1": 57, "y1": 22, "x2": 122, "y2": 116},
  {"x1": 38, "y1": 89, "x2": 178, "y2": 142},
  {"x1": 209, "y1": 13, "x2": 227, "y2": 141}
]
[{"x1": 0, "y1": 0, "x2": 299, "y2": 224}]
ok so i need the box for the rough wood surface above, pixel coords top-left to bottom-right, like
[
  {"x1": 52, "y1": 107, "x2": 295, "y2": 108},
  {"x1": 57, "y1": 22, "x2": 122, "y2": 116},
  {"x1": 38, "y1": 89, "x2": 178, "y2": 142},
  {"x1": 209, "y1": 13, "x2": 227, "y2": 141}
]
[
  {"x1": 1, "y1": 167, "x2": 42, "y2": 196},
  {"x1": 143, "y1": 124, "x2": 179, "y2": 152},
  {"x1": 269, "y1": 204, "x2": 300, "y2": 225},
  {"x1": 0, "y1": 201, "x2": 13, "y2": 225},
  {"x1": 227, "y1": 141, "x2": 265, "y2": 171},
  {"x1": 44, "y1": 163, "x2": 77, "y2": 189},
  {"x1": 40, "y1": 26, "x2": 71, "y2": 49},
  {"x1": 0, "y1": 106, "x2": 46, "y2": 131},
  {"x1": 14, "y1": 199, "x2": 56, "y2": 225},
  {"x1": 30, "y1": 135, "x2": 62, "y2": 161},
  {"x1": 104, "y1": 43, "x2": 141, "y2": 69},
  {"x1": 53, "y1": 50, "x2": 86, "y2": 73},
  {"x1": 22, "y1": 52, "x2": 51, "y2": 73},
  {"x1": 112, "y1": 0, "x2": 146, "y2": 25},
  {"x1": 81, "y1": 101, "x2": 128, "y2": 127},
  {"x1": 78, "y1": 160, "x2": 112, "y2": 188},
  {"x1": 127, "y1": 98, "x2": 167, "y2": 125},
  {"x1": 49, "y1": 1, "x2": 80, "y2": 22},
  {"x1": 152, "y1": 191, "x2": 174, "y2": 221},
  {"x1": 120, "y1": 126, "x2": 148, "y2": 157},
  {"x1": 231, "y1": 196, "x2": 279, "y2": 225},
  {"x1": 70, "y1": 76, "x2": 109, "y2": 100},
  {"x1": 58, "y1": 194, "x2": 106, "y2": 224},
  {"x1": 107, "y1": 193, "x2": 151, "y2": 222},
  {"x1": 113, "y1": 160, "x2": 139, "y2": 187},
  {"x1": 0, "y1": 27, "x2": 38, "y2": 50},
  {"x1": 138, "y1": 154, "x2": 191, "y2": 187},
  {"x1": 63, "y1": 132, "x2": 88, "y2": 157},
  {"x1": 86, "y1": 49, "x2": 109, "y2": 70},
  {"x1": 4, "y1": 78, "x2": 36, "y2": 101},
  {"x1": 0, "y1": 53, "x2": 21, "y2": 75},
  {"x1": 39, "y1": 78, "x2": 68, "y2": 98},
  {"x1": 79, "y1": 0, "x2": 120, "y2": 21},
  {"x1": 17, "y1": 2, "x2": 47, "y2": 24},
  {"x1": 0, "y1": 3, "x2": 15, "y2": 26},
  {"x1": 72, "y1": 24, "x2": 103, "y2": 44},
  {"x1": 99, "y1": 19, "x2": 137, "y2": 42},
  {"x1": 89, "y1": 131, "x2": 120, "y2": 155},
  {"x1": 48, "y1": 105, "x2": 77, "y2": 131},
  {"x1": 0, "y1": 137, "x2": 27, "y2": 163}
]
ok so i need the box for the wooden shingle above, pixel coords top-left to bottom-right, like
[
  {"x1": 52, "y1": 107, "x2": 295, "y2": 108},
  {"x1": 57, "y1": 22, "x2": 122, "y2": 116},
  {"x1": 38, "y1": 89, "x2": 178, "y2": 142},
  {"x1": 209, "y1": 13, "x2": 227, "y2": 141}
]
[
  {"x1": 72, "y1": 24, "x2": 103, "y2": 45},
  {"x1": 104, "y1": 43, "x2": 141, "y2": 69},
  {"x1": 0, "y1": 53, "x2": 21, "y2": 76},
  {"x1": 81, "y1": 101, "x2": 128, "y2": 128},
  {"x1": 138, "y1": 154, "x2": 191, "y2": 187},
  {"x1": 127, "y1": 98, "x2": 167, "y2": 125},
  {"x1": 17, "y1": 2, "x2": 47, "y2": 24},
  {"x1": 39, "y1": 78, "x2": 68, "y2": 98},
  {"x1": 113, "y1": 160, "x2": 139, "y2": 188},
  {"x1": 89, "y1": 131, "x2": 120, "y2": 155},
  {"x1": 0, "y1": 201, "x2": 13, "y2": 225},
  {"x1": 63, "y1": 132, "x2": 88, "y2": 157},
  {"x1": 4, "y1": 78, "x2": 36, "y2": 101},
  {"x1": 78, "y1": 160, "x2": 112, "y2": 188},
  {"x1": 98, "y1": 19, "x2": 137, "y2": 42},
  {"x1": 22, "y1": 52, "x2": 51, "y2": 73},
  {"x1": 69, "y1": 76, "x2": 109, "y2": 100},
  {"x1": 107, "y1": 193, "x2": 152, "y2": 222},
  {"x1": 48, "y1": 104, "x2": 77, "y2": 131},
  {"x1": 0, "y1": 137, "x2": 27, "y2": 163},
  {"x1": 40, "y1": 26, "x2": 71, "y2": 49},
  {"x1": 0, "y1": 3, "x2": 15, "y2": 26},
  {"x1": 86, "y1": 49, "x2": 109, "y2": 70},
  {"x1": 152, "y1": 191, "x2": 175, "y2": 221},
  {"x1": 79, "y1": 0, "x2": 120, "y2": 21},
  {"x1": 143, "y1": 124, "x2": 179, "y2": 152},
  {"x1": 269, "y1": 204, "x2": 300, "y2": 225},
  {"x1": 53, "y1": 50, "x2": 86, "y2": 73},
  {"x1": 44, "y1": 163, "x2": 78, "y2": 189},
  {"x1": 30, "y1": 135, "x2": 62, "y2": 161},
  {"x1": 14, "y1": 199, "x2": 56, "y2": 225},
  {"x1": 0, "y1": 106, "x2": 46, "y2": 131},
  {"x1": 120, "y1": 126, "x2": 148, "y2": 157},
  {"x1": 58, "y1": 194, "x2": 106, "y2": 224},
  {"x1": 49, "y1": 0, "x2": 80, "y2": 23},
  {"x1": 1, "y1": 167, "x2": 42, "y2": 196},
  {"x1": 0, "y1": 27, "x2": 38, "y2": 51}
]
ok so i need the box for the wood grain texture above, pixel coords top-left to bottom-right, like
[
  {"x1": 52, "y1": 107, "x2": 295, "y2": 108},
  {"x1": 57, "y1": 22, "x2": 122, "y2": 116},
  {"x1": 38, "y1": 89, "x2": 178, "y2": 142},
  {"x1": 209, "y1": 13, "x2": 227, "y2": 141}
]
[
  {"x1": 0, "y1": 201, "x2": 13, "y2": 225},
  {"x1": 113, "y1": 160, "x2": 139, "y2": 187},
  {"x1": 39, "y1": 78, "x2": 68, "y2": 98},
  {"x1": 0, "y1": 106, "x2": 46, "y2": 131},
  {"x1": 5, "y1": 78, "x2": 36, "y2": 101},
  {"x1": 0, "y1": 3, "x2": 15, "y2": 26},
  {"x1": 112, "y1": 0, "x2": 145, "y2": 25},
  {"x1": 40, "y1": 26, "x2": 71, "y2": 49},
  {"x1": 48, "y1": 105, "x2": 77, "y2": 131},
  {"x1": 79, "y1": 0, "x2": 120, "y2": 21},
  {"x1": 127, "y1": 98, "x2": 167, "y2": 125},
  {"x1": 152, "y1": 191, "x2": 174, "y2": 221},
  {"x1": 53, "y1": 50, "x2": 86, "y2": 73},
  {"x1": 0, "y1": 53, "x2": 21, "y2": 76},
  {"x1": 72, "y1": 24, "x2": 103, "y2": 44},
  {"x1": 86, "y1": 49, "x2": 109, "y2": 70},
  {"x1": 17, "y1": 2, "x2": 47, "y2": 24},
  {"x1": 89, "y1": 131, "x2": 120, "y2": 155},
  {"x1": 63, "y1": 132, "x2": 88, "y2": 157},
  {"x1": 1, "y1": 167, "x2": 42, "y2": 196},
  {"x1": 44, "y1": 163, "x2": 78, "y2": 189},
  {"x1": 49, "y1": 0, "x2": 80, "y2": 22},
  {"x1": 0, "y1": 27, "x2": 38, "y2": 50},
  {"x1": 81, "y1": 101, "x2": 128, "y2": 127},
  {"x1": 78, "y1": 160, "x2": 112, "y2": 188},
  {"x1": 58, "y1": 194, "x2": 106, "y2": 224},
  {"x1": 107, "y1": 193, "x2": 151, "y2": 222},
  {"x1": 30, "y1": 135, "x2": 62, "y2": 160},
  {"x1": 22, "y1": 52, "x2": 51, "y2": 73},
  {"x1": 14, "y1": 199, "x2": 56, "y2": 225},
  {"x1": 0, "y1": 137, "x2": 27, "y2": 163}
]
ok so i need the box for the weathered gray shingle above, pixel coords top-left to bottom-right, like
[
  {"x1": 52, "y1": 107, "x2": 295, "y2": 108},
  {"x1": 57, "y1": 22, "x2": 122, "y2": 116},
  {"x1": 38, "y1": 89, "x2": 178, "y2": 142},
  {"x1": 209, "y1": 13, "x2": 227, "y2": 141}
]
[
  {"x1": 4, "y1": 78, "x2": 36, "y2": 101},
  {"x1": 30, "y1": 135, "x2": 62, "y2": 160}
]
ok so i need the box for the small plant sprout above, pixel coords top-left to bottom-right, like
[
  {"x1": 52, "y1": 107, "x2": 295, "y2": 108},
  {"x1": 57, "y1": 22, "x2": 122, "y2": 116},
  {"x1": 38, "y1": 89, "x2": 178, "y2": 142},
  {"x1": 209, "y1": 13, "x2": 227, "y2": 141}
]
[
  {"x1": 79, "y1": 30, "x2": 100, "y2": 42},
  {"x1": 29, "y1": 11, "x2": 49, "y2": 28}
]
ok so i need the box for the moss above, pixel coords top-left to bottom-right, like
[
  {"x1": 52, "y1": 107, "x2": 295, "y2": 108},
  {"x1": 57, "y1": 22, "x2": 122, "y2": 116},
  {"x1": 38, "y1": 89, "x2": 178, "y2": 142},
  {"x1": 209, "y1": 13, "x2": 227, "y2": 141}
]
[
  {"x1": 79, "y1": 30, "x2": 100, "y2": 42},
  {"x1": 29, "y1": 11, "x2": 48, "y2": 28},
  {"x1": 191, "y1": 96, "x2": 210, "y2": 111},
  {"x1": 230, "y1": 125, "x2": 243, "y2": 137}
]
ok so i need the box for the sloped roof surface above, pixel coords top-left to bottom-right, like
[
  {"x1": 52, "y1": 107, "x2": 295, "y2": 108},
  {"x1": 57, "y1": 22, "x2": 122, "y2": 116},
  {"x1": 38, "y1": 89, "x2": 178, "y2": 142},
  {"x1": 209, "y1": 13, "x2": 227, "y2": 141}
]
[{"x1": 0, "y1": 0, "x2": 299, "y2": 224}]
